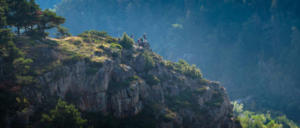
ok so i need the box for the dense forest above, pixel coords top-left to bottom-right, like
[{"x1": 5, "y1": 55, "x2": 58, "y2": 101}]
[
  {"x1": 52, "y1": 0, "x2": 300, "y2": 124},
  {"x1": 1, "y1": 0, "x2": 300, "y2": 127}
]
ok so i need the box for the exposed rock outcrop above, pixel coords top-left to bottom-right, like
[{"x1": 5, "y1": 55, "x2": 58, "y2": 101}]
[{"x1": 18, "y1": 35, "x2": 240, "y2": 128}]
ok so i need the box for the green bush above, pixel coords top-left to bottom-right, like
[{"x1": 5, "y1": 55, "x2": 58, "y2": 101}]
[
  {"x1": 105, "y1": 37, "x2": 118, "y2": 43},
  {"x1": 165, "y1": 59, "x2": 202, "y2": 79},
  {"x1": 120, "y1": 33, "x2": 134, "y2": 49},
  {"x1": 143, "y1": 51, "x2": 155, "y2": 71},
  {"x1": 13, "y1": 57, "x2": 35, "y2": 85},
  {"x1": 41, "y1": 99, "x2": 87, "y2": 128},
  {"x1": 78, "y1": 30, "x2": 107, "y2": 43},
  {"x1": 110, "y1": 43, "x2": 122, "y2": 57},
  {"x1": 110, "y1": 43, "x2": 123, "y2": 50},
  {"x1": 78, "y1": 30, "x2": 107, "y2": 38},
  {"x1": 232, "y1": 101, "x2": 299, "y2": 128},
  {"x1": 56, "y1": 26, "x2": 71, "y2": 38}
]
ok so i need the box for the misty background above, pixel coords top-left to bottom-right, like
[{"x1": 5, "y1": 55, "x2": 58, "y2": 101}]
[{"x1": 36, "y1": 0, "x2": 300, "y2": 123}]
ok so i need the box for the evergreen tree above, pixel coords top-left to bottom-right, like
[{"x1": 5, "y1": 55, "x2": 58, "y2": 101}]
[
  {"x1": 56, "y1": 26, "x2": 71, "y2": 38},
  {"x1": 41, "y1": 99, "x2": 87, "y2": 128},
  {"x1": 2, "y1": 0, "x2": 65, "y2": 37},
  {"x1": 120, "y1": 32, "x2": 134, "y2": 49},
  {"x1": 0, "y1": 0, "x2": 8, "y2": 28}
]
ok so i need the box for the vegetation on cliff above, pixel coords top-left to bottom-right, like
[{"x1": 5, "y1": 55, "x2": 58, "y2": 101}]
[
  {"x1": 0, "y1": 0, "x2": 299, "y2": 128},
  {"x1": 233, "y1": 102, "x2": 299, "y2": 128},
  {"x1": 55, "y1": 0, "x2": 300, "y2": 124}
]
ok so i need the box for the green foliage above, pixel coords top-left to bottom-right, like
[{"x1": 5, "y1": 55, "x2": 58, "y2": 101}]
[
  {"x1": 13, "y1": 57, "x2": 33, "y2": 75},
  {"x1": 0, "y1": 29, "x2": 35, "y2": 84},
  {"x1": 276, "y1": 116, "x2": 300, "y2": 128},
  {"x1": 105, "y1": 36, "x2": 118, "y2": 43},
  {"x1": 78, "y1": 30, "x2": 107, "y2": 43},
  {"x1": 110, "y1": 43, "x2": 123, "y2": 50},
  {"x1": 1, "y1": 0, "x2": 65, "y2": 38},
  {"x1": 0, "y1": 0, "x2": 8, "y2": 28},
  {"x1": 41, "y1": 99, "x2": 87, "y2": 128},
  {"x1": 56, "y1": 26, "x2": 71, "y2": 38},
  {"x1": 142, "y1": 51, "x2": 155, "y2": 71},
  {"x1": 120, "y1": 32, "x2": 134, "y2": 49},
  {"x1": 232, "y1": 101, "x2": 299, "y2": 128},
  {"x1": 110, "y1": 42, "x2": 122, "y2": 57},
  {"x1": 164, "y1": 59, "x2": 203, "y2": 79},
  {"x1": 39, "y1": 9, "x2": 65, "y2": 29}
]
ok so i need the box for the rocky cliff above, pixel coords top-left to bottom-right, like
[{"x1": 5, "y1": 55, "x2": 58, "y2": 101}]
[{"x1": 5, "y1": 32, "x2": 241, "y2": 128}]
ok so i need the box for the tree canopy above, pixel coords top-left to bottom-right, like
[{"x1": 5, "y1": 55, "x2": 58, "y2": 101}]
[
  {"x1": 41, "y1": 99, "x2": 87, "y2": 128},
  {"x1": 1, "y1": 0, "x2": 65, "y2": 37}
]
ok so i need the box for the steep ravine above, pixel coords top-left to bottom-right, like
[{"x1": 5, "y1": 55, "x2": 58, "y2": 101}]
[{"x1": 17, "y1": 33, "x2": 241, "y2": 128}]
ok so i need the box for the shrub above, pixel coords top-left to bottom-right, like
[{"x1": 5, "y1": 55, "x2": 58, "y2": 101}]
[
  {"x1": 13, "y1": 57, "x2": 35, "y2": 85},
  {"x1": 78, "y1": 30, "x2": 107, "y2": 38},
  {"x1": 120, "y1": 33, "x2": 134, "y2": 49},
  {"x1": 142, "y1": 51, "x2": 155, "y2": 71},
  {"x1": 105, "y1": 37, "x2": 118, "y2": 43},
  {"x1": 25, "y1": 29, "x2": 49, "y2": 39},
  {"x1": 166, "y1": 59, "x2": 203, "y2": 79},
  {"x1": 110, "y1": 43, "x2": 123, "y2": 50},
  {"x1": 232, "y1": 102, "x2": 299, "y2": 128},
  {"x1": 56, "y1": 26, "x2": 71, "y2": 38},
  {"x1": 41, "y1": 99, "x2": 87, "y2": 128},
  {"x1": 110, "y1": 43, "x2": 123, "y2": 57},
  {"x1": 78, "y1": 30, "x2": 107, "y2": 43}
]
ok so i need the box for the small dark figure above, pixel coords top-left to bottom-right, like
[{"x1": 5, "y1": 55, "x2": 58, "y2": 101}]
[{"x1": 143, "y1": 33, "x2": 147, "y2": 40}]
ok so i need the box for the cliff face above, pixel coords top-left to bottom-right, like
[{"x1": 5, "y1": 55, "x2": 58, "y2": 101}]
[{"x1": 16, "y1": 33, "x2": 240, "y2": 128}]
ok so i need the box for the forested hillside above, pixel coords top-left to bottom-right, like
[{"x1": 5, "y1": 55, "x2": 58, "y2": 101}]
[
  {"x1": 1, "y1": 0, "x2": 241, "y2": 127},
  {"x1": 54, "y1": 0, "x2": 300, "y2": 123},
  {"x1": 1, "y1": 0, "x2": 300, "y2": 127}
]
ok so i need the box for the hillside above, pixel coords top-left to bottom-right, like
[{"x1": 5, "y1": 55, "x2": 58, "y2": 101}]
[
  {"x1": 2, "y1": 0, "x2": 299, "y2": 127},
  {"x1": 0, "y1": 31, "x2": 241, "y2": 127},
  {"x1": 55, "y1": 0, "x2": 300, "y2": 123}
]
